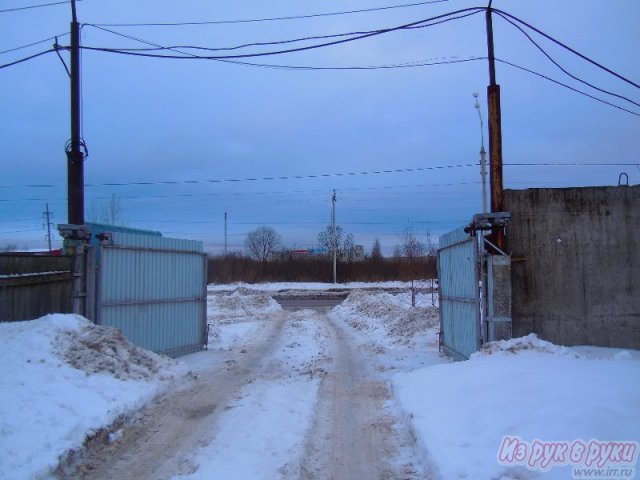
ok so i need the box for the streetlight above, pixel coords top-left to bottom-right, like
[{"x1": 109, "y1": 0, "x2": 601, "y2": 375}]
[{"x1": 473, "y1": 93, "x2": 488, "y2": 214}]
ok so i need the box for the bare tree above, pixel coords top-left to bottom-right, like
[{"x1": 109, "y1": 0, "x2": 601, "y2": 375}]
[
  {"x1": 400, "y1": 225, "x2": 426, "y2": 307},
  {"x1": 245, "y1": 226, "x2": 281, "y2": 263},
  {"x1": 342, "y1": 233, "x2": 355, "y2": 262},
  {"x1": 371, "y1": 238, "x2": 383, "y2": 261},
  {"x1": 317, "y1": 225, "x2": 356, "y2": 261},
  {"x1": 317, "y1": 225, "x2": 343, "y2": 255},
  {"x1": 87, "y1": 194, "x2": 127, "y2": 226}
]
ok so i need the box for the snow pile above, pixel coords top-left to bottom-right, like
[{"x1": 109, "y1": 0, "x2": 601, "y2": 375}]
[
  {"x1": 474, "y1": 332, "x2": 581, "y2": 358},
  {"x1": 331, "y1": 290, "x2": 439, "y2": 346},
  {"x1": 0, "y1": 314, "x2": 187, "y2": 479},
  {"x1": 394, "y1": 336, "x2": 640, "y2": 480},
  {"x1": 208, "y1": 280, "x2": 435, "y2": 292},
  {"x1": 207, "y1": 289, "x2": 282, "y2": 350},
  {"x1": 208, "y1": 288, "x2": 281, "y2": 321},
  {"x1": 57, "y1": 322, "x2": 180, "y2": 381}
]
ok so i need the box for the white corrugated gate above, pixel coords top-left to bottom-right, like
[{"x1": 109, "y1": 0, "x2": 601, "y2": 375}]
[
  {"x1": 95, "y1": 231, "x2": 207, "y2": 357},
  {"x1": 437, "y1": 228, "x2": 482, "y2": 360}
]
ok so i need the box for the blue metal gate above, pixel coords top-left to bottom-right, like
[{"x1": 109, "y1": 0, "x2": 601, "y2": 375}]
[
  {"x1": 95, "y1": 230, "x2": 207, "y2": 357},
  {"x1": 437, "y1": 228, "x2": 481, "y2": 359}
]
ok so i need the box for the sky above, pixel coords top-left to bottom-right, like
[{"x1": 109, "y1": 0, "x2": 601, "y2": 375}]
[{"x1": 1, "y1": 0, "x2": 639, "y2": 255}]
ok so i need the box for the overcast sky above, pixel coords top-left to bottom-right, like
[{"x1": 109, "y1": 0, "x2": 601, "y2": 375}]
[{"x1": 1, "y1": 0, "x2": 639, "y2": 254}]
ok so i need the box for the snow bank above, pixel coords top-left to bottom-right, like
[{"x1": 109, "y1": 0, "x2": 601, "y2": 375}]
[
  {"x1": 208, "y1": 280, "x2": 435, "y2": 292},
  {"x1": 207, "y1": 289, "x2": 283, "y2": 350},
  {"x1": 331, "y1": 290, "x2": 439, "y2": 347},
  {"x1": 0, "y1": 314, "x2": 187, "y2": 479},
  {"x1": 394, "y1": 335, "x2": 640, "y2": 480}
]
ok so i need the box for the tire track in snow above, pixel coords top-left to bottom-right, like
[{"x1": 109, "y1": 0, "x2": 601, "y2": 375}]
[{"x1": 75, "y1": 312, "x2": 288, "y2": 480}]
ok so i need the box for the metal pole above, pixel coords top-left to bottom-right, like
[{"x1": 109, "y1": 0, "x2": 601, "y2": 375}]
[
  {"x1": 67, "y1": 0, "x2": 84, "y2": 226},
  {"x1": 332, "y1": 190, "x2": 337, "y2": 284},
  {"x1": 44, "y1": 203, "x2": 53, "y2": 251},
  {"x1": 474, "y1": 93, "x2": 488, "y2": 214},
  {"x1": 485, "y1": 5, "x2": 505, "y2": 249},
  {"x1": 224, "y1": 212, "x2": 228, "y2": 255}
]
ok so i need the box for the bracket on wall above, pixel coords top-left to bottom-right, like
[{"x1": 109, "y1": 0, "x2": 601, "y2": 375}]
[{"x1": 464, "y1": 212, "x2": 511, "y2": 235}]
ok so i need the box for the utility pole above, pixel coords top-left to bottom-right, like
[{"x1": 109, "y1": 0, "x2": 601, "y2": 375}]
[
  {"x1": 332, "y1": 190, "x2": 337, "y2": 284},
  {"x1": 474, "y1": 93, "x2": 488, "y2": 214},
  {"x1": 43, "y1": 203, "x2": 54, "y2": 251},
  {"x1": 67, "y1": 0, "x2": 85, "y2": 227},
  {"x1": 224, "y1": 212, "x2": 228, "y2": 255},
  {"x1": 485, "y1": 2, "x2": 505, "y2": 249}
]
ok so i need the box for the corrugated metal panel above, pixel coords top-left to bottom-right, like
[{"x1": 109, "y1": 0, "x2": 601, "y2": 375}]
[
  {"x1": 97, "y1": 233, "x2": 206, "y2": 357},
  {"x1": 438, "y1": 228, "x2": 481, "y2": 359}
]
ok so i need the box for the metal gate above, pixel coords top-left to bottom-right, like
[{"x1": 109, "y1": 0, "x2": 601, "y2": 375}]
[
  {"x1": 95, "y1": 231, "x2": 207, "y2": 357},
  {"x1": 437, "y1": 227, "x2": 481, "y2": 359}
]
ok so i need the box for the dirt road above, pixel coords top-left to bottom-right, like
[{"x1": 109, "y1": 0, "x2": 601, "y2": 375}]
[{"x1": 74, "y1": 304, "x2": 430, "y2": 480}]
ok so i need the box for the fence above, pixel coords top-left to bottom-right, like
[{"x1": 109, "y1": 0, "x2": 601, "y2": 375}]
[
  {"x1": 0, "y1": 253, "x2": 74, "y2": 322},
  {"x1": 437, "y1": 228, "x2": 481, "y2": 360},
  {"x1": 92, "y1": 230, "x2": 207, "y2": 357}
]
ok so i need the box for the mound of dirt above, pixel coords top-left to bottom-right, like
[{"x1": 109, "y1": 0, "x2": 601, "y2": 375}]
[{"x1": 55, "y1": 323, "x2": 180, "y2": 381}]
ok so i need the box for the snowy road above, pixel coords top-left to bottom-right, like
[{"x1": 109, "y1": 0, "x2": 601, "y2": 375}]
[{"x1": 75, "y1": 303, "x2": 431, "y2": 480}]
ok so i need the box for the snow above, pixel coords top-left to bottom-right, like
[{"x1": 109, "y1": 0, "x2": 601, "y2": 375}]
[
  {"x1": 175, "y1": 377, "x2": 319, "y2": 480},
  {"x1": 331, "y1": 290, "x2": 440, "y2": 352},
  {"x1": 208, "y1": 280, "x2": 436, "y2": 292},
  {"x1": 394, "y1": 334, "x2": 640, "y2": 480},
  {"x1": 175, "y1": 309, "x2": 325, "y2": 479},
  {"x1": 0, "y1": 314, "x2": 187, "y2": 479}
]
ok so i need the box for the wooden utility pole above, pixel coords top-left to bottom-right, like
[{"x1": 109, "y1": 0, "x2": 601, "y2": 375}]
[
  {"x1": 485, "y1": 3, "x2": 505, "y2": 249},
  {"x1": 67, "y1": 0, "x2": 84, "y2": 226}
]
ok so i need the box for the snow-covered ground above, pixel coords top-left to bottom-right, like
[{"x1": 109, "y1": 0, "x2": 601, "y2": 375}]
[
  {"x1": 3, "y1": 284, "x2": 639, "y2": 480},
  {"x1": 394, "y1": 334, "x2": 640, "y2": 480},
  {"x1": 0, "y1": 315, "x2": 188, "y2": 479},
  {"x1": 208, "y1": 280, "x2": 437, "y2": 292}
]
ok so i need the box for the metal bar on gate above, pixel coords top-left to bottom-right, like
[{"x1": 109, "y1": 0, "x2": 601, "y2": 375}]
[
  {"x1": 441, "y1": 295, "x2": 477, "y2": 304},
  {"x1": 101, "y1": 245, "x2": 202, "y2": 255},
  {"x1": 101, "y1": 297, "x2": 203, "y2": 307}
]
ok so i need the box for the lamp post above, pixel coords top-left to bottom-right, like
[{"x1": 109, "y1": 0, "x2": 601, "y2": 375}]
[{"x1": 474, "y1": 92, "x2": 488, "y2": 214}]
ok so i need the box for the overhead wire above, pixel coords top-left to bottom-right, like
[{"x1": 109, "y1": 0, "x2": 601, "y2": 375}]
[
  {"x1": 0, "y1": 164, "x2": 478, "y2": 188},
  {"x1": 494, "y1": 12, "x2": 640, "y2": 109},
  {"x1": 85, "y1": 9, "x2": 481, "y2": 54},
  {"x1": 0, "y1": 32, "x2": 68, "y2": 55},
  {"x1": 492, "y1": 8, "x2": 640, "y2": 91},
  {"x1": 0, "y1": 48, "x2": 56, "y2": 70},
  {"x1": 0, "y1": 0, "x2": 78, "y2": 14},
  {"x1": 88, "y1": 0, "x2": 450, "y2": 27},
  {"x1": 496, "y1": 59, "x2": 640, "y2": 118},
  {"x1": 76, "y1": 8, "x2": 485, "y2": 61}
]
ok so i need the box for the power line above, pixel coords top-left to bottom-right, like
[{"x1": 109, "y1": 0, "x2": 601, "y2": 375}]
[
  {"x1": 493, "y1": 8, "x2": 640, "y2": 91},
  {"x1": 82, "y1": 23, "x2": 485, "y2": 71},
  {"x1": 495, "y1": 12, "x2": 640, "y2": 109},
  {"x1": 0, "y1": 164, "x2": 479, "y2": 189},
  {"x1": 0, "y1": 32, "x2": 68, "y2": 56},
  {"x1": 76, "y1": 8, "x2": 484, "y2": 61},
  {"x1": 88, "y1": 0, "x2": 450, "y2": 27},
  {"x1": 0, "y1": 0, "x2": 78, "y2": 14},
  {"x1": 0, "y1": 48, "x2": 55, "y2": 70},
  {"x1": 497, "y1": 59, "x2": 640, "y2": 118},
  {"x1": 85, "y1": 10, "x2": 481, "y2": 54}
]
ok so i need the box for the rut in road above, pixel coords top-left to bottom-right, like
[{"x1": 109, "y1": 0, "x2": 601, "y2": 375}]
[
  {"x1": 74, "y1": 313, "x2": 287, "y2": 480},
  {"x1": 298, "y1": 310, "x2": 430, "y2": 480},
  {"x1": 72, "y1": 305, "x2": 431, "y2": 480}
]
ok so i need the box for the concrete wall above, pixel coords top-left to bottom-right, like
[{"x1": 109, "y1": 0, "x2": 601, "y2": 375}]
[{"x1": 505, "y1": 185, "x2": 639, "y2": 349}]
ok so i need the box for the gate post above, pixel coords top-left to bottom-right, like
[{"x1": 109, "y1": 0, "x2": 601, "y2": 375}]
[{"x1": 487, "y1": 255, "x2": 512, "y2": 341}]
